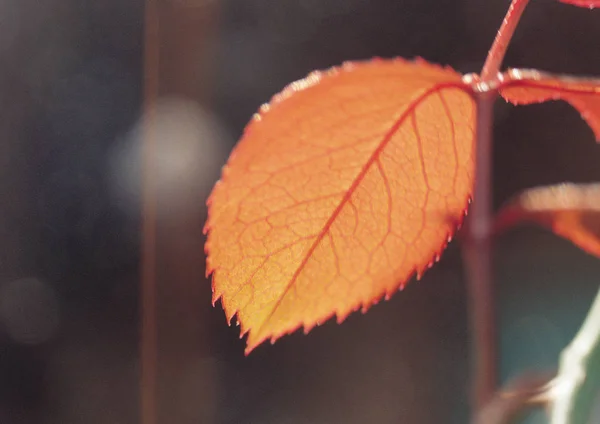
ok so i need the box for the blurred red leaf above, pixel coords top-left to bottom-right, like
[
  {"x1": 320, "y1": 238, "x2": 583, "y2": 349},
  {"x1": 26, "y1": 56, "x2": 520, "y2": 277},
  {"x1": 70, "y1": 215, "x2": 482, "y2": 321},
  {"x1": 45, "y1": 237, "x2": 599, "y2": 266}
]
[
  {"x1": 558, "y1": 0, "x2": 600, "y2": 7},
  {"x1": 495, "y1": 183, "x2": 600, "y2": 257},
  {"x1": 500, "y1": 69, "x2": 600, "y2": 141},
  {"x1": 205, "y1": 58, "x2": 476, "y2": 353}
]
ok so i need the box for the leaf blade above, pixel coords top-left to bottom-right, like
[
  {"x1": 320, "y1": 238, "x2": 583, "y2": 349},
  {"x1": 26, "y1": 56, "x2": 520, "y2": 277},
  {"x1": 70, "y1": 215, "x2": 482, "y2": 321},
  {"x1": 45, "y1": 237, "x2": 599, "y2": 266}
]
[
  {"x1": 558, "y1": 0, "x2": 600, "y2": 8},
  {"x1": 205, "y1": 59, "x2": 475, "y2": 353},
  {"x1": 500, "y1": 69, "x2": 600, "y2": 141},
  {"x1": 495, "y1": 183, "x2": 600, "y2": 258}
]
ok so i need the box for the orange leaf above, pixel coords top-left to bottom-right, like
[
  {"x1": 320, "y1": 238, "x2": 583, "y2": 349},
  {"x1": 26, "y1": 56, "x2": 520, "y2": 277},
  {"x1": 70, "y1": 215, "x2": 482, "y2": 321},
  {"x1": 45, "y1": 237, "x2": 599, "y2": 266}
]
[
  {"x1": 558, "y1": 0, "x2": 600, "y2": 7},
  {"x1": 495, "y1": 183, "x2": 600, "y2": 257},
  {"x1": 205, "y1": 58, "x2": 475, "y2": 353},
  {"x1": 500, "y1": 69, "x2": 600, "y2": 141}
]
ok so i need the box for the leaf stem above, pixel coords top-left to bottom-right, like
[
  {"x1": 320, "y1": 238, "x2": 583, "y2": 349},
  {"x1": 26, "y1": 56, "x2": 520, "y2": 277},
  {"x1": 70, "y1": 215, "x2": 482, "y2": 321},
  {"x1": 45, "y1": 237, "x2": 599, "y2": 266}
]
[{"x1": 481, "y1": 0, "x2": 531, "y2": 81}]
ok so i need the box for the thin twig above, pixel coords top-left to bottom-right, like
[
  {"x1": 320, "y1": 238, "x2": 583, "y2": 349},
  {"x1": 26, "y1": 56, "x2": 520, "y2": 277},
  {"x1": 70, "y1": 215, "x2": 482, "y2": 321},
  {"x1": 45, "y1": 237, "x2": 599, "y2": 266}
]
[
  {"x1": 141, "y1": 0, "x2": 160, "y2": 422},
  {"x1": 465, "y1": 0, "x2": 532, "y2": 415},
  {"x1": 465, "y1": 91, "x2": 497, "y2": 411},
  {"x1": 475, "y1": 373, "x2": 551, "y2": 424}
]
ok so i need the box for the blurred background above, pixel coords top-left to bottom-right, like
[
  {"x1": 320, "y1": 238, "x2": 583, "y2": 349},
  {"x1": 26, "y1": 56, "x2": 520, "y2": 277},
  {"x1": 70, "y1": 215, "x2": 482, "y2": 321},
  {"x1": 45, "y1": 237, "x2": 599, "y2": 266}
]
[{"x1": 0, "y1": 0, "x2": 599, "y2": 423}]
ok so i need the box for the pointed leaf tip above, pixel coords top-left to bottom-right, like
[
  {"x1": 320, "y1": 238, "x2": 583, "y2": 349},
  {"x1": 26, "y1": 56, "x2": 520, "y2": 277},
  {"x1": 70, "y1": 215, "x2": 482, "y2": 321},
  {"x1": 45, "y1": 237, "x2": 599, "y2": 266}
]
[{"x1": 206, "y1": 58, "x2": 476, "y2": 353}]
